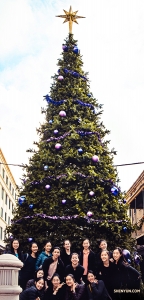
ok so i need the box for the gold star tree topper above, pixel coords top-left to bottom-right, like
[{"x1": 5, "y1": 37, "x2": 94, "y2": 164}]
[{"x1": 56, "y1": 6, "x2": 85, "y2": 34}]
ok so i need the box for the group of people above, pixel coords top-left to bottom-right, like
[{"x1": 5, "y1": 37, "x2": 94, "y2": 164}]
[{"x1": 6, "y1": 238, "x2": 142, "y2": 300}]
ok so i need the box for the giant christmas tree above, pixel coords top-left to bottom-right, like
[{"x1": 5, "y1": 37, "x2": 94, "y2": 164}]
[{"x1": 7, "y1": 7, "x2": 134, "y2": 252}]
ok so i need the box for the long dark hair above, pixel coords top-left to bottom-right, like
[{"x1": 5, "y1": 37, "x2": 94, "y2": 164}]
[
  {"x1": 10, "y1": 239, "x2": 24, "y2": 262},
  {"x1": 113, "y1": 247, "x2": 127, "y2": 265},
  {"x1": 29, "y1": 242, "x2": 38, "y2": 257}
]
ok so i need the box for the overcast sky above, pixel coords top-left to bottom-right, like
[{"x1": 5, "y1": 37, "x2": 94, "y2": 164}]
[{"x1": 0, "y1": 0, "x2": 144, "y2": 192}]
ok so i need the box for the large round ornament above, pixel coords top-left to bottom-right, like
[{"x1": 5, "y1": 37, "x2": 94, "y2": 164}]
[
  {"x1": 18, "y1": 196, "x2": 26, "y2": 205},
  {"x1": 59, "y1": 110, "x2": 66, "y2": 117},
  {"x1": 89, "y1": 191, "x2": 95, "y2": 196},
  {"x1": 123, "y1": 199, "x2": 127, "y2": 204},
  {"x1": 62, "y1": 199, "x2": 66, "y2": 204},
  {"x1": 123, "y1": 226, "x2": 127, "y2": 232},
  {"x1": 45, "y1": 184, "x2": 51, "y2": 190},
  {"x1": 62, "y1": 45, "x2": 68, "y2": 52},
  {"x1": 134, "y1": 253, "x2": 140, "y2": 265},
  {"x1": 87, "y1": 93, "x2": 91, "y2": 97},
  {"x1": 92, "y1": 155, "x2": 99, "y2": 162},
  {"x1": 87, "y1": 211, "x2": 93, "y2": 217},
  {"x1": 73, "y1": 46, "x2": 79, "y2": 54},
  {"x1": 29, "y1": 204, "x2": 34, "y2": 209},
  {"x1": 111, "y1": 186, "x2": 119, "y2": 196},
  {"x1": 78, "y1": 148, "x2": 83, "y2": 154},
  {"x1": 55, "y1": 143, "x2": 61, "y2": 150},
  {"x1": 44, "y1": 165, "x2": 48, "y2": 171},
  {"x1": 28, "y1": 237, "x2": 33, "y2": 242},
  {"x1": 49, "y1": 120, "x2": 53, "y2": 124},
  {"x1": 122, "y1": 249, "x2": 130, "y2": 259},
  {"x1": 54, "y1": 129, "x2": 59, "y2": 134},
  {"x1": 58, "y1": 75, "x2": 64, "y2": 81}
]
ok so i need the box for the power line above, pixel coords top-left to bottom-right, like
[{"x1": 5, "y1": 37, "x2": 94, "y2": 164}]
[{"x1": 0, "y1": 161, "x2": 144, "y2": 168}]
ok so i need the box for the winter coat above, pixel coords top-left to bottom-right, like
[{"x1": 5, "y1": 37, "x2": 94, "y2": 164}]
[
  {"x1": 43, "y1": 284, "x2": 66, "y2": 300},
  {"x1": 61, "y1": 249, "x2": 71, "y2": 268},
  {"x1": 95, "y1": 251, "x2": 113, "y2": 277},
  {"x1": 79, "y1": 250, "x2": 96, "y2": 275},
  {"x1": 26, "y1": 278, "x2": 35, "y2": 289},
  {"x1": 35, "y1": 251, "x2": 52, "y2": 270},
  {"x1": 87, "y1": 281, "x2": 111, "y2": 300},
  {"x1": 42, "y1": 257, "x2": 64, "y2": 283},
  {"x1": 19, "y1": 285, "x2": 43, "y2": 300},
  {"x1": 65, "y1": 283, "x2": 85, "y2": 300},
  {"x1": 97, "y1": 261, "x2": 115, "y2": 299},
  {"x1": 65, "y1": 264, "x2": 84, "y2": 284}
]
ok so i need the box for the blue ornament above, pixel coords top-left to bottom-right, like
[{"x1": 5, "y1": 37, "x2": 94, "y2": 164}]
[
  {"x1": 134, "y1": 253, "x2": 140, "y2": 265},
  {"x1": 54, "y1": 129, "x2": 58, "y2": 134},
  {"x1": 29, "y1": 204, "x2": 33, "y2": 209},
  {"x1": 18, "y1": 196, "x2": 26, "y2": 205},
  {"x1": 49, "y1": 120, "x2": 53, "y2": 124},
  {"x1": 44, "y1": 165, "x2": 48, "y2": 171},
  {"x1": 78, "y1": 148, "x2": 83, "y2": 154},
  {"x1": 123, "y1": 199, "x2": 127, "y2": 204},
  {"x1": 58, "y1": 69, "x2": 60, "y2": 74},
  {"x1": 87, "y1": 93, "x2": 91, "y2": 97},
  {"x1": 123, "y1": 226, "x2": 127, "y2": 232},
  {"x1": 127, "y1": 259, "x2": 131, "y2": 264},
  {"x1": 73, "y1": 46, "x2": 79, "y2": 54},
  {"x1": 72, "y1": 72, "x2": 79, "y2": 78},
  {"x1": 111, "y1": 186, "x2": 119, "y2": 196}
]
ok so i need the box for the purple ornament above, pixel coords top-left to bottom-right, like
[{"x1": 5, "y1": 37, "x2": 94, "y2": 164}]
[
  {"x1": 92, "y1": 155, "x2": 99, "y2": 162},
  {"x1": 54, "y1": 129, "x2": 59, "y2": 134},
  {"x1": 9, "y1": 235, "x2": 13, "y2": 240},
  {"x1": 134, "y1": 253, "x2": 140, "y2": 265},
  {"x1": 87, "y1": 211, "x2": 93, "y2": 217},
  {"x1": 45, "y1": 184, "x2": 51, "y2": 190},
  {"x1": 58, "y1": 75, "x2": 64, "y2": 81},
  {"x1": 59, "y1": 110, "x2": 66, "y2": 117},
  {"x1": 62, "y1": 199, "x2": 66, "y2": 204},
  {"x1": 62, "y1": 45, "x2": 68, "y2": 52},
  {"x1": 55, "y1": 143, "x2": 61, "y2": 150},
  {"x1": 89, "y1": 191, "x2": 95, "y2": 196},
  {"x1": 28, "y1": 237, "x2": 33, "y2": 242}
]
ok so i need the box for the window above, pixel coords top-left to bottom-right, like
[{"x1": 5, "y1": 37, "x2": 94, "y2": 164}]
[
  {"x1": 6, "y1": 176, "x2": 8, "y2": 185},
  {"x1": 12, "y1": 188, "x2": 14, "y2": 196},
  {"x1": 0, "y1": 227, "x2": 2, "y2": 240},
  {"x1": 9, "y1": 199, "x2": 11, "y2": 210},
  {"x1": 1, "y1": 207, "x2": 3, "y2": 218},
  {"x1": 2, "y1": 168, "x2": 5, "y2": 179},
  {"x1": 8, "y1": 217, "x2": 10, "y2": 225},
  {"x1": 1, "y1": 188, "x2": 4, "y2": 200},
  {"x1": 5, "y1": 212, "x2": 7, "y2": 222},
  {"x1": 15, "y1": 193, "x2": 17, "y2": 200},
  {"x1": 5, "y1": 194, "x2": 8, "y2": 205},
  {"x1": 9, "y1": 182, "x2": 11, "y2": 191},
  {"x1": 12, "y1": 204, "x2": 14, "y2": 212}
]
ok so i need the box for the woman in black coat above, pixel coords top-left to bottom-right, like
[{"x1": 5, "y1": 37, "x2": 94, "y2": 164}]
[
  {"x1": 20, "y1": 277, "x2": 45, "y2": 300},
  {"x1": 43, "y1": 273, "x2": 66, "y2": 300},
  {"x1": 65, "y1": 274, "x2": 85, "y2": 300},
  {"x1": 97, "y1": 250, "x2": 115, "y2": 299},
  {"x1": 79, "y1": 239, "x2": 96, "y2": 283},
  {"x1": 87, "y1": 270, "x2": 111, "y2": 300},
  {"x1": 42, "y1": 247, "x2": 64, "y2": 287},
  {"x1": 95, "y1": 240, "x2": 112, "y2": 277},
  {"x1": 20, "y1": 242, "x2": 39, "y2": 290},
  {"x1": 113, "y1": 247, "x2": 141, "y2": 300},
  {"x1": 61, "y1": 239, "x2": 72, "y2": 268},
  {"x1": 65, "y1": 253, "x2": 84, "y2": 284},
  {"x1": 6, "y1": 238, "x2": 24, "y2": 262}
]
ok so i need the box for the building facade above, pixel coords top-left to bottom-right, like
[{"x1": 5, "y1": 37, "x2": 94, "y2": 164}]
[
  {"x1": 126, "y1": 170, "x2": 144, "y2": 254},
  {"x1": 0, "y1": 149, "x2": 17, "y2": 250}
]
